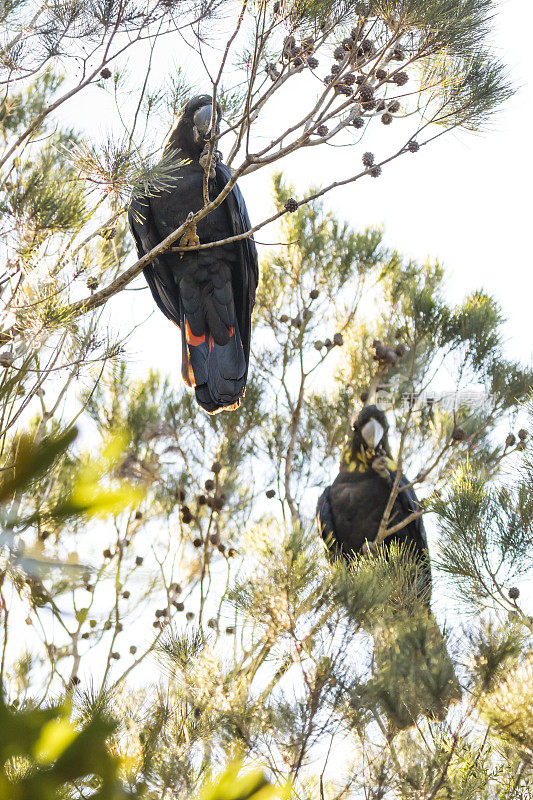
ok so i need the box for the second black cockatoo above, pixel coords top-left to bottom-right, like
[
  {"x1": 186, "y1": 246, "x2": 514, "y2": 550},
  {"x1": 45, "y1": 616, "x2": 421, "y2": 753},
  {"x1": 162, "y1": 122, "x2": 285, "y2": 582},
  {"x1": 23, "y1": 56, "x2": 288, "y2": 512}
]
[
  {"x1": 317, "y1": 405, "x2": 462, "y2": 726},
  {"x1": 317, "y1": 404, "x2": 431, "y2": 596},
  {"x1": 128, "y1": 95, "x2": 258, "y2": 414}
]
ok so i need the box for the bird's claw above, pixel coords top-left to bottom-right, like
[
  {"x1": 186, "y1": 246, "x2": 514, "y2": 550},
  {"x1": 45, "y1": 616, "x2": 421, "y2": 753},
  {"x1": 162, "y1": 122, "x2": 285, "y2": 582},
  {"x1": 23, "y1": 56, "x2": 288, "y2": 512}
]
[
  {"x1": 199, "y1": 145, "x2": 220, "y2": 178},
  {"x1": 179, "y1": 215, "x2": 200, "y2": 248},
  {"x1": 372, "y1": 455, "x2": 390, "y2": 479}
]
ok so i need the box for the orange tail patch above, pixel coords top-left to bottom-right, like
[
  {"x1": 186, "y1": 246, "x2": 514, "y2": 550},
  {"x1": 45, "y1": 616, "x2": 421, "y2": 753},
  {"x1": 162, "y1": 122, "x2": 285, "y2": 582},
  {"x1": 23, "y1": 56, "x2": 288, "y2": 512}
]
[{"x1": 185, "y1": 319, "x2": 205, "y2": 346}]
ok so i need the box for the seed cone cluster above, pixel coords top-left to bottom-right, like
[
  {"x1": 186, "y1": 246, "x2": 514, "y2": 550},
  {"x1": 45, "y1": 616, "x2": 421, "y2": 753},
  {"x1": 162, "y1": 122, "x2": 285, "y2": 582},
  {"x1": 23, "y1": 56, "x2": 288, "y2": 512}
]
[
  {"x1": 267, "y1": 24, "x2": 411, "y2": 149},
  {"x1": 372, "y1": 338, "x2": 407, "y2": 367},
  {"x1": 506, "y1": 429, "x2": 528, "y2": 450},
  {"x1": 174, "y1": 460, "x2": 238, "y2": 566}
]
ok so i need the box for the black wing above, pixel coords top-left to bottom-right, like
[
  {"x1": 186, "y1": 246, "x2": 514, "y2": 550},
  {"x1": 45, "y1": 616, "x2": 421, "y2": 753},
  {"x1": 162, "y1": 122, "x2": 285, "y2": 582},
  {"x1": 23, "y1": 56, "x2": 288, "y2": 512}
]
[
  {"x1": 395, "y1": 474, "x2": 429, "y2": 552},
  {"x1": 128, "y1": 193, "x2": 183, "y2": 325},
  {"x1": 316, "y1": 486, "x2": 339, "y2": 555},
  {"x1": 216, "y1": 162, "x2": 259, "y2": 363},
  {"x1": 393, "y1": 473, "x2": 432, "y2": 599}
]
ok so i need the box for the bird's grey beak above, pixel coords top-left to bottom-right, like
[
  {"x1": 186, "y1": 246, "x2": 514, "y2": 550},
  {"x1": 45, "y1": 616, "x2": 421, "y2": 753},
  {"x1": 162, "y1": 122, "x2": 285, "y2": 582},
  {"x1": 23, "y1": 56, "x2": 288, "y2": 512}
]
[
  {"x1": 194, "y1": 104, "x2": 214, "y2": 137},
  {"x1": 361, "y1": 419, "x2": 384, "y2": 449}
]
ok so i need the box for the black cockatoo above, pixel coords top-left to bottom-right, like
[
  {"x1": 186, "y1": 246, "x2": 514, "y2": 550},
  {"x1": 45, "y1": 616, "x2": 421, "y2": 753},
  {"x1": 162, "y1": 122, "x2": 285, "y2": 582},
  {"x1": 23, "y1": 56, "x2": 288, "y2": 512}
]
[
  {"x1": 317, "y1": 405, "x2": 461, "y2": 726},
  {"x1": 128, "y1": 95, "x2": 258, "y2": 414},
  {"x1": 317, "y1": 404, "x2": 430, "y2": 594}
]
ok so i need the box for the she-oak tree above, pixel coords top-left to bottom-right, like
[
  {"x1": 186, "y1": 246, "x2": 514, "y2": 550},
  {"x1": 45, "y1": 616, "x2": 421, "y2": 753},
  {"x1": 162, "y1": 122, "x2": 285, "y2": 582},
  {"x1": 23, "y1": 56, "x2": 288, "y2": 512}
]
[
  {"x1": 1, "y1": 179, "x2": 532, "y2": 798},
  {"x1": 0, "y1": 0, "x2": 532, "y2": 798}
]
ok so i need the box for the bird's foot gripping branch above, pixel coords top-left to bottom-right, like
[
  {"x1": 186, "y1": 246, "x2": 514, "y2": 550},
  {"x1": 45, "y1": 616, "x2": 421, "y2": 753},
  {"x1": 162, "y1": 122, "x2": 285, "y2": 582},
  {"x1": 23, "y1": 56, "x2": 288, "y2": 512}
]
[{"x1": 179, "y1": 213, "x2": 201, "y2": 248}]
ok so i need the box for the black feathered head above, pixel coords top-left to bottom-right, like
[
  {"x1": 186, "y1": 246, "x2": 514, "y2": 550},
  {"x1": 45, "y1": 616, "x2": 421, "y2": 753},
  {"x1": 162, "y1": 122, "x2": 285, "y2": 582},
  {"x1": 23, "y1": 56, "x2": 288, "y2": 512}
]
[
  {"x1": 166, "y1": 95, "x2": 222, "y2": 159},
  {"x1": 351, "y1": 405, "x2": 392, "y2": 458}
]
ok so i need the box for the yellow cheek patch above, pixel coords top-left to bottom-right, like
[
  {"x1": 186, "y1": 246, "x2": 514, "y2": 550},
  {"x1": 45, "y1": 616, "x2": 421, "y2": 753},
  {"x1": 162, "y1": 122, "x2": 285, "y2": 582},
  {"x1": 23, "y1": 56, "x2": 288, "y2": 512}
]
[
  {"x1": 343, "y1": 445, "x2": 363, "y2": 472},
  {"x1": 340, "y1": 444, "x2": 396, "y2": 474}
]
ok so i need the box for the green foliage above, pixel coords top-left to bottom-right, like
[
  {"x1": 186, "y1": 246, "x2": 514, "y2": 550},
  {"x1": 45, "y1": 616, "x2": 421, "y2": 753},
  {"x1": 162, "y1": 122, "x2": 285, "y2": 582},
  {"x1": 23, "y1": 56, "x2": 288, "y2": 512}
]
[
  {"x1": 330, "y1": 545, "x2": 461, "y2": 731},
  {"x1": 0, "y1": 152, "x2": 531, "y2": 799},
  {"x1": 469, "y1": 622, "x2": 526, "y2": 692},
  {"x1": 479, "y1": 652, "x2": 533, "y2": 759},
  {"x1": 0, "y1": 0, "x2": 526, "y2": 790},
  {"x1": 432, "y1": 456, "x2": 533, "y2": 612},
  {"x1": 0, "y1": 705, "x2": 285, "y2": 800},
  {"x1": 0, "y1": 698, "x2": 128, "y2": 800},
  {"x1": 6, "y1": 141, "x2": 87, "y2": 235},
  {"x1": 200, "y1": 763, "x2": 287, "y2": 800},
  {"x1": 69, "y1": 139, "x2": 188, "y2": 203},
  {"x1": 0, "y1": 70, "x2": 63, "y2": 138},
  {"x1": 369, "y1": 609, "x2": 461, "y2": 730},
  {"x1": 0, "y1": 429, "x2": 77, "y2": 505},
  {"x1": 330, "y1": 554, "x2": 395, "y2": 627},
  {"x1": 432, "y1": 51, "x2": 513, "y2": 130},
  {"x1": 49, "y1": 431, "x2": 146, "y2": 522},
  {"x1": 159, "y1": 629, "x2": 207, "y2": 671},
  {"x1": 444, "y1": 291, "x2": 502, "y2": 371},
  {"x1": 280, "y1": 0, "x2": 512, "y2": 131},
  {"x1": 2, "y1": 427, "x2": 145, "y2": 528}
]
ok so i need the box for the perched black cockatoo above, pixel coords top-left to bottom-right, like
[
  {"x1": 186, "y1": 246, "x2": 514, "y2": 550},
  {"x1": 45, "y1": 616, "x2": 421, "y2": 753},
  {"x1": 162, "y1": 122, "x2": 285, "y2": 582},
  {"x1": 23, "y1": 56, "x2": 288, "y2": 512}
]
[
  {"x1": 316, "y1": 404, "x2": 431, "y2": 596},
  {"x1": 128, "y1": 95, "x2": 258, "y2": 414},
  {"x1": 317, "y1": 405, "x2": 462, "y2": 726}
]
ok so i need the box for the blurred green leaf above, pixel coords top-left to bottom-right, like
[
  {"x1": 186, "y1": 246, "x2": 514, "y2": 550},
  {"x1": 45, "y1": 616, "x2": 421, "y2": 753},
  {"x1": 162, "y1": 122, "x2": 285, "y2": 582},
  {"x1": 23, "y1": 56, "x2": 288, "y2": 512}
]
[
  {"x1": 200, "y1": 762, "x2": 290, "y2": 800},
  {"x1": 0, "y1": 698, "x2": 131, "y2": 800},
  {"x1": 33, "y1": 717, "x2": 77, "y2": 765},
  {"x1": 0, "y1": 428, "x2": 77, "y2": 504}
]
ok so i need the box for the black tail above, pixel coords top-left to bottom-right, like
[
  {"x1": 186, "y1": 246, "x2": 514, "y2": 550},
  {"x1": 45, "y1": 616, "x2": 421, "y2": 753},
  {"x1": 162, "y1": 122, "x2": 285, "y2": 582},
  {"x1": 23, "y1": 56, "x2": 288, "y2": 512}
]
[
  {"x1": 183, "y1": 325, "x2": 247, "y2": 414},
  {"x1": 178, "y1": 264, "x2": 248, "y2": 413}
]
